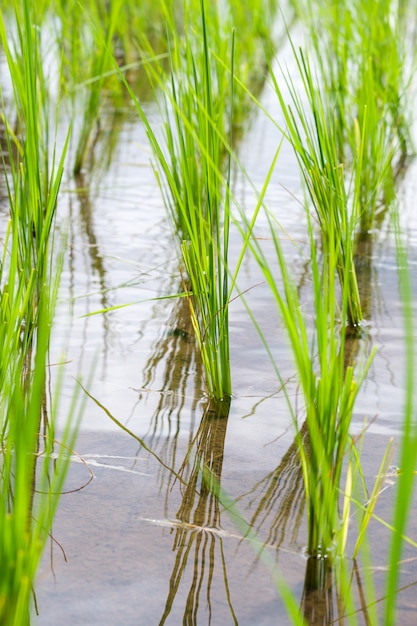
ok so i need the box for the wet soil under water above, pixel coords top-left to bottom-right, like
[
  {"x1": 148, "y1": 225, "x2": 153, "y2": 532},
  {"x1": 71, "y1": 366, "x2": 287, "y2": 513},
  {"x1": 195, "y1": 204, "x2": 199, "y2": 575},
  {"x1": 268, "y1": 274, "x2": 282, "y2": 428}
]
[{"x1": 31, "y1": 62, "x2": 417, "y2": 625}]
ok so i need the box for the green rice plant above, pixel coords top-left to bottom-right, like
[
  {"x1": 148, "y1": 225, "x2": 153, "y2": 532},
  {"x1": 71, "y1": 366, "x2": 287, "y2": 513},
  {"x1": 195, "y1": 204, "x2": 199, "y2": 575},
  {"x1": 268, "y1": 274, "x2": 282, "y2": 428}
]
[
  {"x1": 100, "y1": 0, "x2": 173, "y2": 66},
  {"x1": 75, "y1": 0, "x2": 285, "y2": 404},
  {"x1": 270, "y1": 46, "x2": 363, "y2": 326},
  {"x1": 165, "y1": 0, "x2": 234, "y2": 404},
  {"x1": 129, "y1": 0, "x2": 285, "y2": 406},
  {"x1": 232, "y1": 147, "x2": 415, "y2": 622},
  {"x1": 0, "y1": 283, "x2": 85, "y2": 625},
  {"x1": 119, "y1": 0, "x2": 237, "y2": 407},
  {"x1": 223, "y1": 0, "x2": 281, "y2": 123},
  {"x1": 293, "y1": 0, "x2": 414, "y2": 231},
  {"x1": 70, "y1": 0, "x2": 124, "y2": 174},
  {"x1": 0, "y1": 1, "x2": 84, "y2": 621},
  {"x1": 47, "y1": 0, "x2": 180, "y2": 175},
  {"x1": 0, "y1": 0, "x2": 69, "y2": 311},
  {"x1": 241, "y1": 166, "x2": 375, "y2": 560}
]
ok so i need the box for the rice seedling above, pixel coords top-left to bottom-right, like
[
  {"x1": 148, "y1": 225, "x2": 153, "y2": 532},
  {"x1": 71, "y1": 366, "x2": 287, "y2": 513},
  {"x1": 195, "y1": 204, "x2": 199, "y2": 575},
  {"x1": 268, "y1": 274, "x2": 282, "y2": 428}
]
[
  {"x1": 292, "y1": 0, "x2": 415, "y2": 232},
  {"x1": 64, "y1": 0, "x2": 286, "y2": 408},
  {"x1": 223, "y1": 0, "x2": 281, "y2": 124},
  {"x1": 0, "y1": 284, "x2": 85, "y2": 625},
  {"x1": 270, "y1": 46, "x2": 363, "y2": 326},
  {"x1": 117, "y1": 0, "x2": 235, "y2": 408},
  {"x1": 0, "y1": 0, "x2": 68, "y2": 300},
  {"x1": 126, "y1": 0, "x2": 286, "y2": 407},
  {"x1": 238, "y1": 144, "x2": 376, "y2": 560},
  {"x1": 168, "y1": 1, "x2": 234, "y2": 406},
  {"x1": 70, "y1": 0, "x2": 124, "y2": 174},
  {"x1": 36, "y1": 0, "x2": 172, "y2": 175},
  {"x1": 0, "y1": 1, "x2": 85, "y2": 621}
]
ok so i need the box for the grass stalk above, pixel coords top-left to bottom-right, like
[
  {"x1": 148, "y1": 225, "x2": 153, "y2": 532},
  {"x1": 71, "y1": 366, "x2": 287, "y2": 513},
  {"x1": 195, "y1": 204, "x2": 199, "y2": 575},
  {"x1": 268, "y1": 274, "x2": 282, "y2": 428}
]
[{"x1": 383, "y1": 206, "x2": 416, "y2": 624}]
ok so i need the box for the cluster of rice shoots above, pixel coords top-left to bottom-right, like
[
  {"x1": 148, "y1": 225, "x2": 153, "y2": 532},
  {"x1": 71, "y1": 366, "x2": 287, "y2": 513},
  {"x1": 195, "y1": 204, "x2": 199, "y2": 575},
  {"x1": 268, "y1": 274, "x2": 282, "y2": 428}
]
[
  {"x1": 0, "y1": 1, "x2": 84, "y2": 621},
  {"x1": 122, "y1": 0, "x2": 236, "y2": 408},
  {"x1": 32, "y1": 0, "x2": 178, "y2": 175},
  {"x1": 251, "y1": 0, "x2": 417, "y2": 610},
  {"x1": 293, "y1": 0, "x2": 414, "y2": 231},
  {"x1": 270, "y1": 47, "x2": 363, "y2": 326},
  {"x1": 245, "y1": 181, "x2": 375, "y2": 562}
]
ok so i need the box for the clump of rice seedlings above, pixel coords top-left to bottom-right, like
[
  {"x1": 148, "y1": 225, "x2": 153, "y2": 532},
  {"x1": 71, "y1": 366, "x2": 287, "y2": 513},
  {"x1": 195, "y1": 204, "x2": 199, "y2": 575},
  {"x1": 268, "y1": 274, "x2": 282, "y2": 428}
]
[
  {"x1": 0, "y1": 1, "x2": 84, "y2": 621},
  {"x1": 224, "y1": 0, "x2": 281, "y2": 123},
  {"x1": 167, "y1": 1, "x2": 234, "y2": 406},
  {"x1": 293, "y1": 0, "x2": 414, "y2": 231},
  {"x1": 128, "y1": 0, "x2": 283, "y2": 407},
  {"x1": 0, "y1": 278, "x2": 84, "y2": 625},
  {"x1": 0, "y1": 0, "x2": 69, "y2": 332},
  {"x1": 69, "y1": 0, "x2": 124, "y2": 174},
  {"x1": 47, "y1": 0, "x2": 172, "y2": 175},
  {"x1": 270, "y1": 47, "x2": 363, "y2": 326},
  {"x1": 65, "y1": 0, "x2": 283, "y2": 405},
  {"x1": 243, "y1": 171, "x2": 375, "y2": 560},
  {"x1": 123, "y1": 0, "x2": 237, "y2": 408},
  {"x1": 234, "y1": 157, "x2": 413, "y2": 620}
]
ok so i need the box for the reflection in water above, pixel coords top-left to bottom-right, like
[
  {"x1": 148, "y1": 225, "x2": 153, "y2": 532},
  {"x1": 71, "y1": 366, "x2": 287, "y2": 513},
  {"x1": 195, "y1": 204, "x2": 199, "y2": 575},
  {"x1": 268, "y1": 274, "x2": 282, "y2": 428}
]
[
  {"x1": 301, "y1": 557, "x2": 338, "y2": 626},
  {"x1": 140, "y1": 287, "x2": 202, "y2": 429},
  {"x1": 73, "y1": 173, "x2": 109, "y2": 301},
  {"x1": 243, "y1": 422, "x2": 307, "y2": 555},
  {"x1": 68, "y1": 184, "x2": 397, "y2": 624},
  {"x1": 137, "y1": 289, "x2": 203, "y2": 498},
  {"x1": 67, "y1": 173, "x2": 111, "y2": 376},
  {"x1": 300, "y1": 556, "x2": 378, "y2": 625},
  {"x1": 159, "y1": 399, "x2": 237, "y2": 625},
  {"x1": 354, "y1": 227, "x2": 379, "y2": 326}
]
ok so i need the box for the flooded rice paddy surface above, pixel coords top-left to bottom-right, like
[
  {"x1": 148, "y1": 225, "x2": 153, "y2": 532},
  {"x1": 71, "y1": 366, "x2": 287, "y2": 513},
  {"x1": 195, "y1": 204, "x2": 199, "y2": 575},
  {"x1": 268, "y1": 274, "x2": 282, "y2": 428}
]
[{"x1": 28, "y1": 59, "x2": 417, "y2": 624}]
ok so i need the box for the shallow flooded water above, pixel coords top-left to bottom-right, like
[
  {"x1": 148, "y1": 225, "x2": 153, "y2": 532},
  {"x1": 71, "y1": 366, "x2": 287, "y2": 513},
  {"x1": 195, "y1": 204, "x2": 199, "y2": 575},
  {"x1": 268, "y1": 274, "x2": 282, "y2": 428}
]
[{"x1": 9, "y1": 31, "x2": 415, "y2": 625}]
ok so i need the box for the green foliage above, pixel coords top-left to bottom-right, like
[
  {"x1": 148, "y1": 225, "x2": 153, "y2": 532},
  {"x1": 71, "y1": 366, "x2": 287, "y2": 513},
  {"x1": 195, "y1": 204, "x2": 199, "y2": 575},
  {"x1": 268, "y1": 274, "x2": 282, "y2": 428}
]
[
  {"x1": 0, "y1": 1, "x2": 83, "y2": 621},
  {"x1": 123, "y1": 1, "x2": 245, "y2": 403},
  {"x1": 246, "y1": 189, "x2": 375, "y2": 558},
  {"x1": 270, "y1": 46, "x2": 363, "y2": 326},
  {"x1": 1, "y1": 0, "x2": 416, "y2": 622},
  {"x1": 293, "y1": 0, "x2": 414, "y2": 230}
]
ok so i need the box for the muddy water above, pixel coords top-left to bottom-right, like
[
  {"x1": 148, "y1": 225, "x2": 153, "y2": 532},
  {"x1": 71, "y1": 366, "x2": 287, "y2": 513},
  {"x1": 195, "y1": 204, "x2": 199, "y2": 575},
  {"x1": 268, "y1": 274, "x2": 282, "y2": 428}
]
[{"x1": 30, "y1": 57, "x2": 417, "y2": 625}]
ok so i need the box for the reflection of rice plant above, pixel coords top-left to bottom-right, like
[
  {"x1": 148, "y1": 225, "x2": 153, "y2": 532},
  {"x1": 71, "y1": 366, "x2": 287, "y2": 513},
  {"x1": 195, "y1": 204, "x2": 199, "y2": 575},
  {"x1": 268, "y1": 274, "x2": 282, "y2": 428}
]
[
  {"x1": 160, "y1": 400, "x2": 234, "y2": 624},
  {"x1": 241, "y1": 422, "x2": 307, "y2": 556}
]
